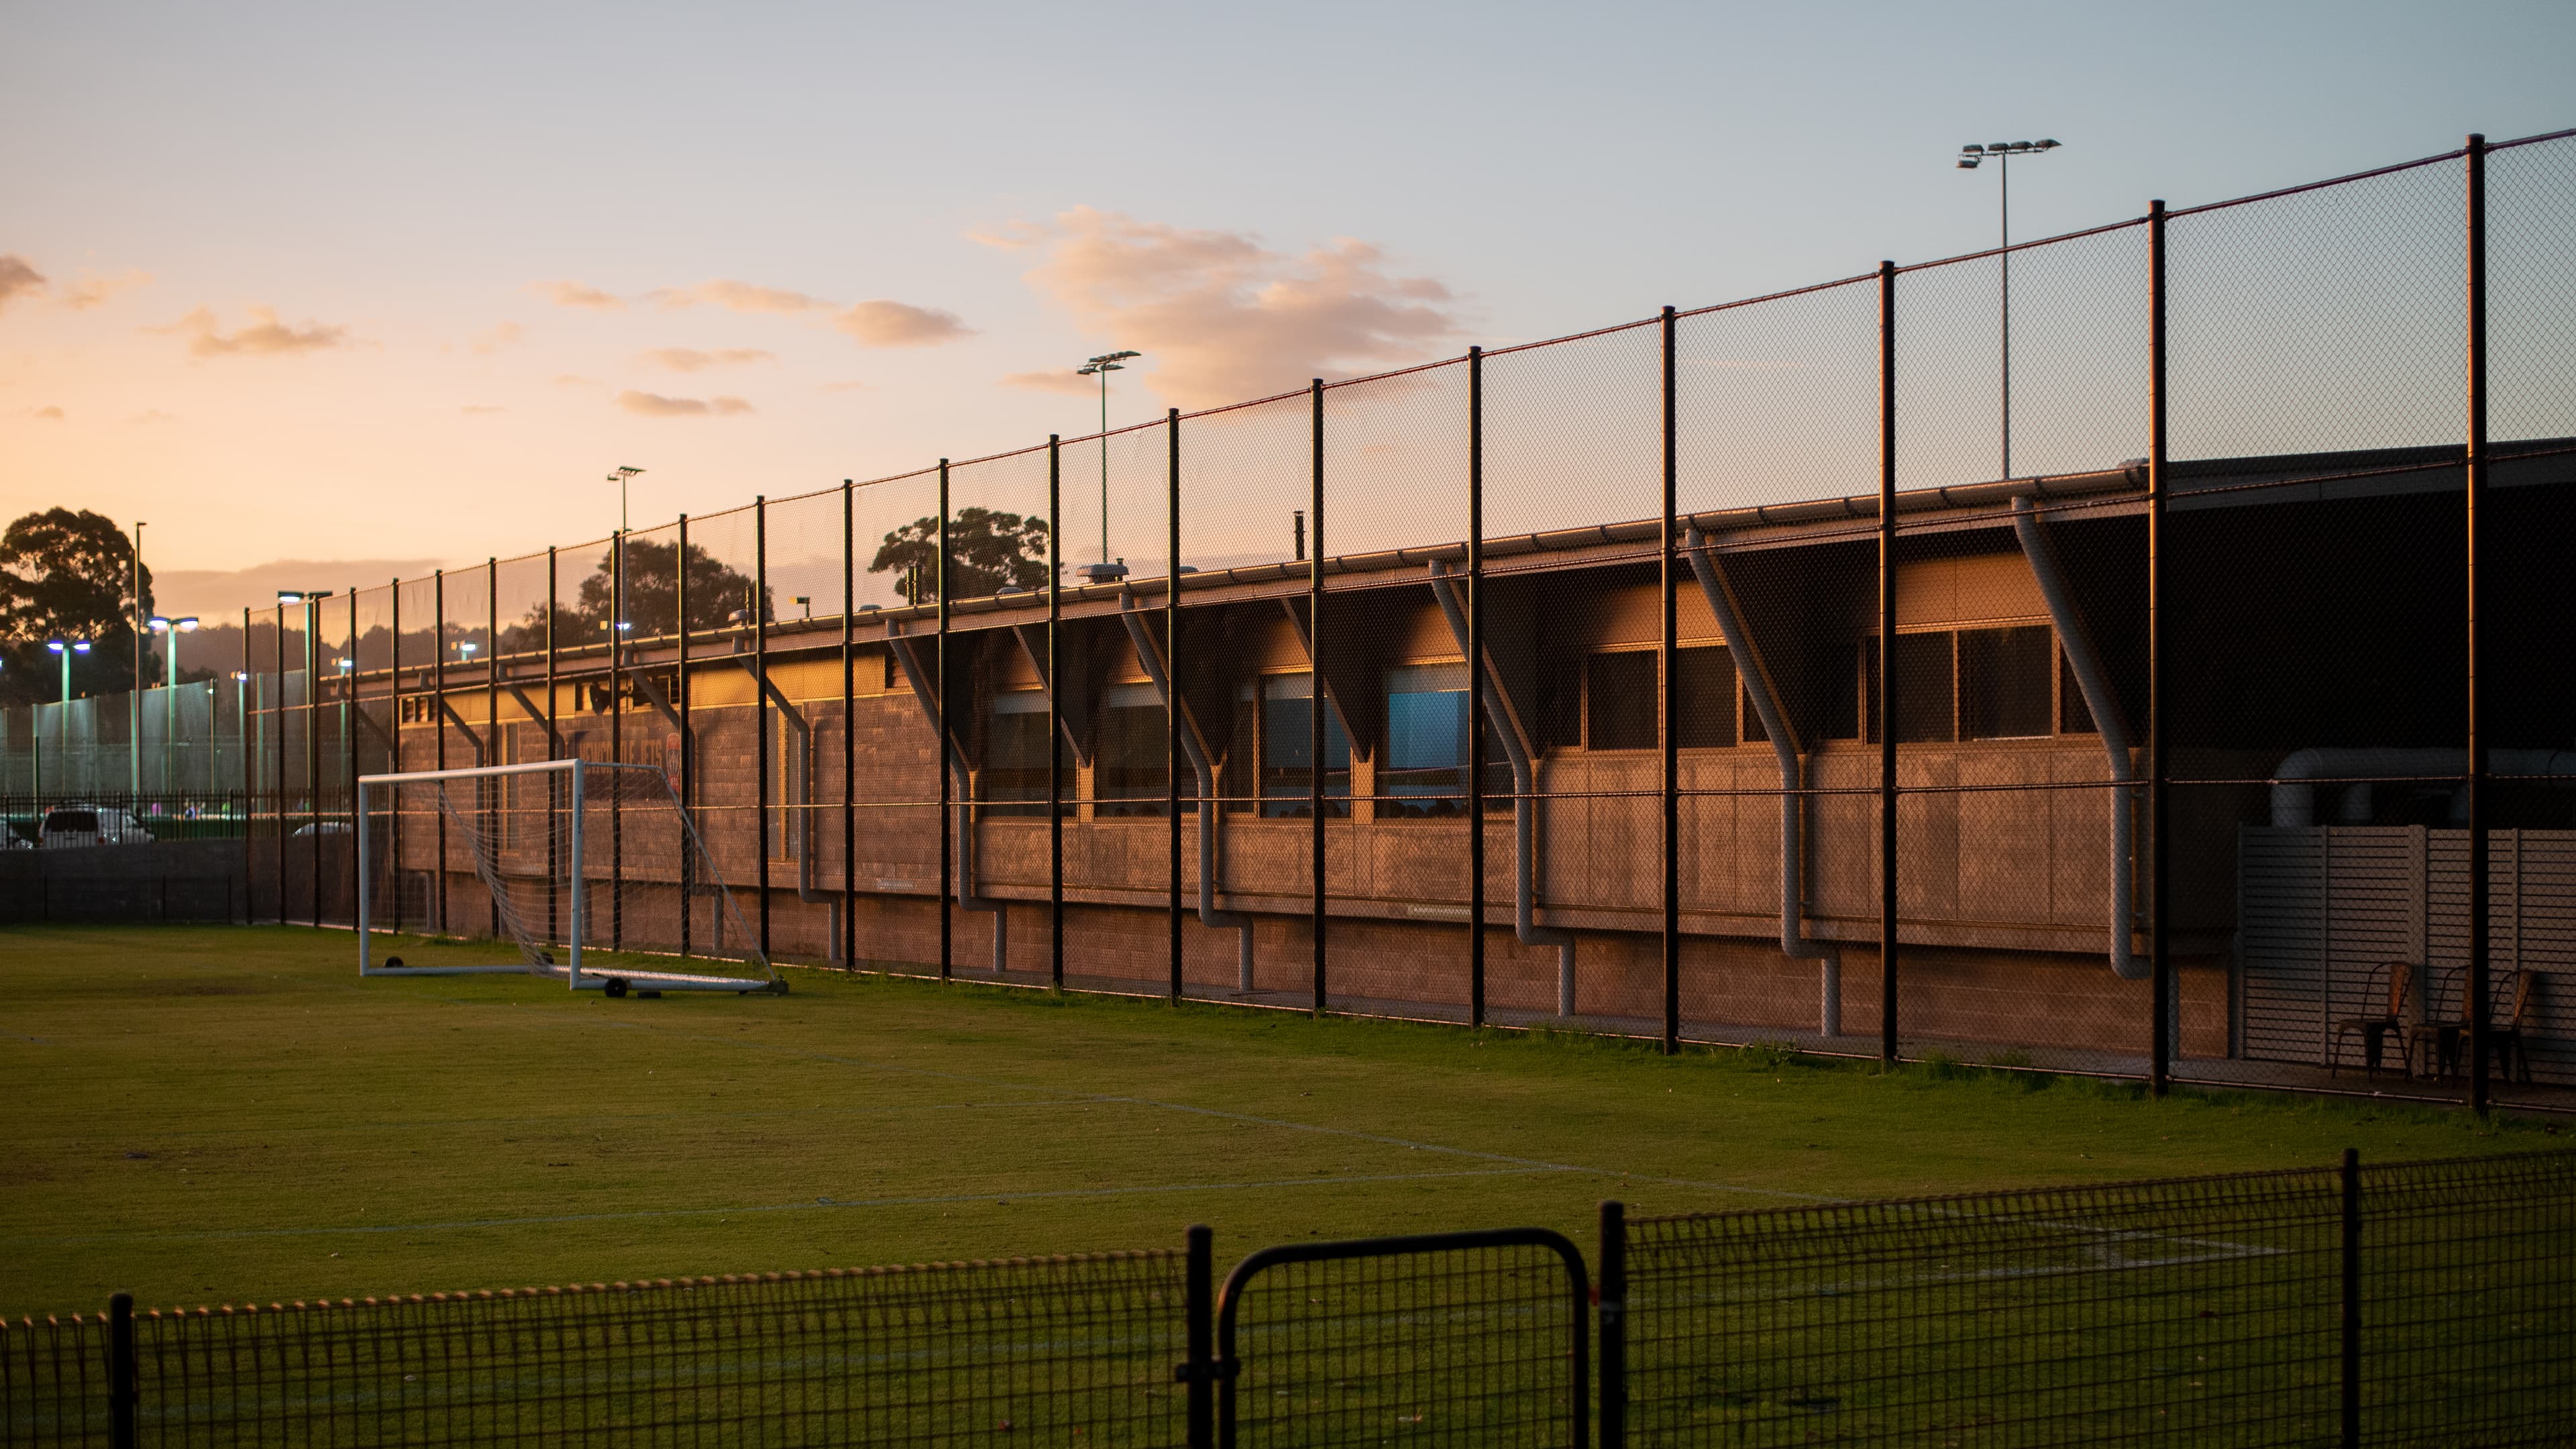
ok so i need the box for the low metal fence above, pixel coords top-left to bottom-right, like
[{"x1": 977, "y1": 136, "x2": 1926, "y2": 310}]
[
  {"x1": 7, "y1": 1151, "x2": 2568, "y2": 1445},
  {"x1": 1604, "y1": 1148, "x2": 2576, "y2": 1447}
]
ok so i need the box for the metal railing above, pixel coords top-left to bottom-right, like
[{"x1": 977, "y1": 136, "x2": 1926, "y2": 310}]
[{"x1": 8, "y1": 1150, "x2": 2567, "y2": 1446}]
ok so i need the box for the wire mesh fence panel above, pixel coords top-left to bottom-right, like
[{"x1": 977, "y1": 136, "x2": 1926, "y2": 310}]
[
  {"x1": 1672, "y1": 280, "x2": 1880, "y2": 518},
  {"x1": 847, "y1": 473, "x2": 946, "y2": 977},
  {"x1": 2356, "y1": 1150, "x2": 2576, "y2": 1442},
  {"x1": 0, "y1": 1310, "x2": 108, "y2": 1447},
  {"x1": 488, "y1": 553, "x2": 549, "y2": 663},
  {"x1": 1220, "y1": 1234, "x2": 1586, "y2": 1448},
  {"x1": 115, "y1": 1251, "x2": 1186, "y2": 1447},
  {"x1": 2170, "y1": 156, "x2": 2468, "y2": 463},
  {"x1": 944, "y1": 449, "x2": 1054, "y2": 908},
  {"x1": 763, "y1": 485, "x2": 849, "y2": 637},
  {"x1": 1179, "y1": 391, "x2": 1312, "y2": 578},
  {"x1": 1623, "y1": 1167, "x2": 2347, "y2": 1447},
  {"x1": 2489, "y1": 133, "x2": 2576, "y2": 445},
  {"x1": 1896, "y1": 251, "x2": 2014, "y2": 493}
]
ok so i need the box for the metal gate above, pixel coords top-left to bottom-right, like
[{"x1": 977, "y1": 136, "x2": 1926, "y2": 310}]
[{"x1": 1205, "y1": 1228, "x2": 1590, "y2": 1448}]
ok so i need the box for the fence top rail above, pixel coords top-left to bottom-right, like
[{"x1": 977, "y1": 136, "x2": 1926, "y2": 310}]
[
  {"x1": 1625, "y1": 1147, "x2": 2576, "y2": 1234},
  {"x1": 99, "y1": 1247, "x2": 1181, "y2": 1322}
]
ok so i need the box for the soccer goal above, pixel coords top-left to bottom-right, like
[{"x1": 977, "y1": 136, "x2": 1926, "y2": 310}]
[{"x1": 356, "y1": 758, "x2": 784, "y2": 995}]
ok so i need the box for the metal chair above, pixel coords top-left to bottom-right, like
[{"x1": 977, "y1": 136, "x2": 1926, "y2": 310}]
[{"x1": 2331, "y1": 960, "x2": 2421, "y2": 1080}]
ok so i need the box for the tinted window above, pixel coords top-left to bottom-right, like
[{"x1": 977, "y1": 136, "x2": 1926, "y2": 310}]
[
  {"x1": 1095, "y1": 682, "x2": 1170, "y2": 817},
  {"x1": 1960, "y1": 625, "x2": 2054, "y2": 740},
  {"x1": 1866, "y1": 633, "x2": 1957, "y2": 743},
  {"x1": 1585, "y1": 651, "x2": 1657, "y2": 750},
  {"x1": 1385, "y1": 663, "x2": 1471, "y2": 816},
  {"x1": 1672, "y1": 645, "x2": 1736, "y2": 749},
  {"x1": 46, "y1": 811, "x2": 99, "y2": 833}
]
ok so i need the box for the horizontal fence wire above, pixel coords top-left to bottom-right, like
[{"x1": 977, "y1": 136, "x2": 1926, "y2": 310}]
[
  {"x1": 63, "y1": 1252, "x2": 1187, "y2": 1448},
  {"x1": 1619, "y1": 1148, "x2": 2576, "y2": 1447}
]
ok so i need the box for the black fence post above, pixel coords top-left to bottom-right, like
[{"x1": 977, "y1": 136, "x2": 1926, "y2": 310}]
[
  {"x1": 347, "y1": 589, "x2": 360, "y2": 916},
  {"x1": 2340, "y1": 1147, "x2": 2361, "y2": 1448},
  {"x1": 108, "y1": 1291, "x2": 135, "y2": 1449},
  {"x1": 427, "y1": 578, "x2": 442, "y2": 932},
  {"x1": 843, "y1": 482, "x2": 857, "y2": 970},
  {"x1": 1184, "y1": 1223, "x2": 1215, "y2": 1449},
  {"x1": 484, "y1": 559, "x2": 499, "y2": 941},
  {"x1": 1877, "y1": 260, "x2": 1899, "y2": 1068},
  {"x1": 672, "y1": 521, "x2": 686, "y2": 957},
  {"x1": 1309, "y1": 378, "x2": 1328, "y2": 1018},
  {"x1": 1598, "y1": 1201, "x2": 1626, "y2": 1449},
  {"x1": 1468, "y1": 345, "x2": 1487, "y2": 1028},
  {"x1": 1661, "y1": 305, "x2": 1680, "y2": 1056},
  {"x1": 1168, "y1": 407, "x2": 1185, "y2": 1002},
  {"x1": 2149, "y1": 199, "x2": 2171, "y2": 1097},
  {"x1": 936, "y1": 463, "x2": 953, "y2": 980},
  {"x1": 751, "y1": 506, "x2": 767, "y2": 957},
  {"x1": 1049, "y1": 437, "x2": 1067, "y2": 989},
  {"x1": 2463, "y1": 133, "x2": 2490, "y2": 1118},
  {"x1": 387, "y1": 585, "x2": 402, "y2": 935}
]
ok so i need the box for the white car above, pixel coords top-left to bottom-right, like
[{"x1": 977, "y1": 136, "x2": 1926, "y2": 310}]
[{"x1": 37, "y1": 804, "x2": 156, "y2": 849}]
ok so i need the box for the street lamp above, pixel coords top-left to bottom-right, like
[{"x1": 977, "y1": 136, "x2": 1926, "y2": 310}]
[
  {"x1": 148, "y1": 614, "x2": 200, "y2": 792},
  {"x1": 1073, "y1": 350, "x2": 1141, "y2": 582},
  {"x1": 40, "y1": 639, "x2": 91, "y2": 804},
  {"x1": 609, "y1": 466, "x2": 645, "y2": 535},
  {"x1": 1956, "y1": 138, "x2": 2062, "y2": 480}
]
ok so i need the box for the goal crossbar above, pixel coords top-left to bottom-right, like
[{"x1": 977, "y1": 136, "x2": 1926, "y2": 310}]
[{"x1": 357, "y1": 757, "x2": 782, "y2": 995}]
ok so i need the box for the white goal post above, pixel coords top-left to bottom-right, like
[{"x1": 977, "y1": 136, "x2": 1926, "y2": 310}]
[{"x1": 356, "y1": 757, "x2": 784, "y2": 995}]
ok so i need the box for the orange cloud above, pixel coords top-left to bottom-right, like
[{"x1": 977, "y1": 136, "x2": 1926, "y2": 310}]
[
  {"x1": 0, "y1": 254, "x2": 44, "y2": 312},
  {"x1": 470, "y1": 321, "x2": 524, "y2": 355},
  {"x1": 530, "y1": 280, "x2": 625, "y2": 311},
  {"x1": 639, "y1": 346, "x2": 775, "y2": 372},
  {"x1": 1004, "y1": 207, "x2": 1461, "y2": 408},
  {"x1": 835, "y1": 300, "x2": 971, "y2": 347},
  {"x1": 1000, "y1": 369, "x2": 1098, "y2": 396},
  {"x1": 157, "y1": 305, "x2": 352, "y2": 359},
  {"x1": 649, "y1": 279, "x2": 828, "y2": 314},
  {"x1": 616, "y1": 390, "x2": 755, "y2": 418},
  {"x1": 61, "y1": 268, "x2": 151, "y2": 311},
  {"x1": 28, "y1": 405, "x2": 66, "y2": 420},
  {"x1": 460, "y1": 404, "x2": 508, "y2": 415}
]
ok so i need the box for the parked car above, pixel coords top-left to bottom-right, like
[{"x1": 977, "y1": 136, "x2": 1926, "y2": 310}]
[
  {"x1": 38, "y1": 805, "x2": 156, "y2": 849},
  {"x1": 290, "y1": 820, "x2": 354, "y2": 837}
]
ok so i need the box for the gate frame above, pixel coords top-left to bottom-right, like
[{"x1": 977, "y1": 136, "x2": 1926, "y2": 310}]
[{"x1": 1205, "y1": 1226, "x2": 1591, "y2": 1448}]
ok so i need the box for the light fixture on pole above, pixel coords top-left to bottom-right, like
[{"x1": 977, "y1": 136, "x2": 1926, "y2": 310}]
[
  {"x1": 609, "y1": 466, "x2": 645, "y2": 535},
  {"x1": 41, "y1": 638, "x2": 91, "y2": 804},
  {"x1": 148, "y1": 615, "x2": 200, "y2": 791},
  {"x1": 1073, "y1": 351, "x2": 1142, "y2": 583},
  {"x1": 1956, "y1": 138, "x2": 2062, "y2": 481}
]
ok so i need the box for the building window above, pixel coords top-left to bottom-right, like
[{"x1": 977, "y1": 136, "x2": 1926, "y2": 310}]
[
  {"x1": 1866, "y1": 623, "x2": 2088, "y2": 743},
  {"x1": 1383, "y1": 662, "x2": 1509, "y2": 818},
  {"x1": 1232, "y1": 674, "x2": 1350, "y2": 818},
  {"x1": 1095, "y1": 682, "x2": 1171, "y2": 817},
  {"x1": 981, "y1": 688, "x2": 1053, "y2": 816},
  {"x1": 1673, "y1": 645, "x2": 1737, "y2": 749},
  {"x1": 1585, "y1": 651, "x2": 1658, "y2": 750},
  {"x1": 1959, "y1": 625, "x2": 2055, "y2": 740}
]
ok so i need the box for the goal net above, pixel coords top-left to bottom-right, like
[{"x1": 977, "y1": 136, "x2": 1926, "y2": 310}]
[{"x1": 356, "y1": 759, "x2": 782, "y2": 995}]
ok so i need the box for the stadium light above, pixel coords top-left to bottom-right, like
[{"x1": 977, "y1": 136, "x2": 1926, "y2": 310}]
[
  {"x1": 1073, "y1": 350, "x2": 1142, "y2": 583},
  {"x1": 456, "y1": 641, "x2": 478, "y2": 661},
  {"x1": 609, "y1": 465, "x2": 645, "y2": 534},
  {"x1": 793, "y1": 594, "x2": 811, "y2": 620},
  {"x1": 1955, "y1": 136, "x2": 2063, "y2": 480}
]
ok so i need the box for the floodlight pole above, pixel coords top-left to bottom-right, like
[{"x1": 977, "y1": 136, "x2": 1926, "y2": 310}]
[{"x1": 1957, "y1": 140, "x2": 2061, "y2": 480}]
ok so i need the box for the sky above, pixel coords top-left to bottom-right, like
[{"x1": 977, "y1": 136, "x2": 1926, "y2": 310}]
[{"x1": 3, "y1": 0, "x2": 2571, "y2": 620}]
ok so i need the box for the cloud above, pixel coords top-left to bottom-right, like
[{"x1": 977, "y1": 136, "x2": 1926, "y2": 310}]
[
  {"x1": 28, "y1": 405, "x2": 65, "y2": 420},
  {"x1": 616, "y1": 390, "x2": 754, "y2": 418},
  {"x1": 60, "y1": 268, "x2": 151, "y2": 311},
  {"x1": 128, "y1": 409, "x2": 176, "y2": 425},
  {"x1": 553, "y1": 373, "x2": 602, "y2": 388},
  {"x1": 835, "y1": 299, "x2": 971, "y2": 347},
  {"x1": 470, "y1": 321, "x2": 523, "y2": 355},
  {"x1": 460, "y1": 404, "x2": 508, "y2": 415},
  {"x1": 1004, "y1": 207, "x2": 1462, "y2": 408},
  {"x1": 1000, "y1": 369, "x2": 1098, "y2": 397},
  {"x1": 156, "y1": 305, "x2": 352, "y2": 358},
  {"x1": 530, "y1": 280, "x2": 625, "y2": 311},
  {"x1": 649, "y1": 279, "x2": 829, "y2": 314},
  {"x1": 820, "y1": 380, "x2": 869, "y2": 392},
  {"x1": 0, "y1": 254, "x2": 44, "y2": 312},
  {"x1": 639, "y1": 346, "x2": 775, "y2": 372}
]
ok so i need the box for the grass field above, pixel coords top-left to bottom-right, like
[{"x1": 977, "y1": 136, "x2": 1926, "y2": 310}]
[{"x1": 1, "y1": 923, "x2": 2556, "y2": 1318}]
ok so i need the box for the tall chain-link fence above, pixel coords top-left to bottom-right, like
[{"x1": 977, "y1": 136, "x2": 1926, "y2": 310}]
[{"x1": 9, "y1": 131, "x2": 2573, "y2": 1111}]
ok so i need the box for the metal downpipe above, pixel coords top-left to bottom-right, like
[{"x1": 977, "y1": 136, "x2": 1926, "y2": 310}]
[
  {"x1": 885, "y1": 631, "x2": 1010, "y2": 973},
  {"x1": 1681, "y1": 528, "x2": 1843, "y2": 1034},
  {"x1": 1426, "y1": 565, "x2": 1577, "y2": 1013},
  {"x1": 2009, "y1": 498, "x2": 2144, "y2": 980},
  {"x1": 1118, "y1": 597, "x2": 1256, "y2": 987}
]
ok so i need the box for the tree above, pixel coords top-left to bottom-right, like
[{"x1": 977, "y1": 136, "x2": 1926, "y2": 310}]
[
  {"x1": 0, "y1": 508, "x2": 151, "y2": 706},
  {"x1": 869, "y1": 508, "x2": 1050, "y2": 602},
  {"x1": 495, "y1": 537, "x2": 765, "y2": 654}
]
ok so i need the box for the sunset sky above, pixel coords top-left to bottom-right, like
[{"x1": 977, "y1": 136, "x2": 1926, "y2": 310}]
[{"x1": 5, "y1": 0, "x2": 2570, "y2": 619}]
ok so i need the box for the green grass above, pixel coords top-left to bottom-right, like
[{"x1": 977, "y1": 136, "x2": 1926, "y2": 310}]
[{"x1": 0, "y1": 923, "x2": 2557, "y2": 1318}]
